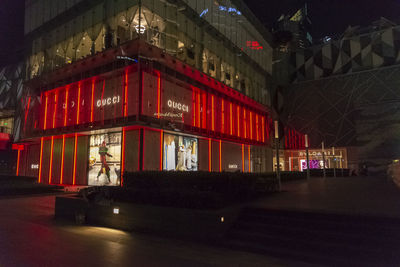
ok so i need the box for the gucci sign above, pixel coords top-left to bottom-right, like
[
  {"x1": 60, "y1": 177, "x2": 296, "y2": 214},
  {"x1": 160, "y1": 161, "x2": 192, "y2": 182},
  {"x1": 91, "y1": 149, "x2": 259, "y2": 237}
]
[
  {"x1": 167, "y1": 100, "x2": 189, "y2": 113},
  {"x1": 97, "y1": 96, "x2": 121, "y2": 107}
]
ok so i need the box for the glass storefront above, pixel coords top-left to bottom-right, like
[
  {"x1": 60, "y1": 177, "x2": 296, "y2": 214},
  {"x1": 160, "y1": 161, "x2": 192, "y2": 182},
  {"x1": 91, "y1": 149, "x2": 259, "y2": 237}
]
[
  {"x1": 163, "y1": 133, "x2": 198, "y2": 171},
  {"x1": 88, "y1": 132, "x2": 122, "y2": 186}
]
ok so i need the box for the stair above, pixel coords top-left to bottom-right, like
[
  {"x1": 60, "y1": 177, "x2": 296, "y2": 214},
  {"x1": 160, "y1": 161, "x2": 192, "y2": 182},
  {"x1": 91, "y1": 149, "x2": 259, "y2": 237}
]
[{"x1": 224, "y1": 207, "x2": 400, "y2": 266}]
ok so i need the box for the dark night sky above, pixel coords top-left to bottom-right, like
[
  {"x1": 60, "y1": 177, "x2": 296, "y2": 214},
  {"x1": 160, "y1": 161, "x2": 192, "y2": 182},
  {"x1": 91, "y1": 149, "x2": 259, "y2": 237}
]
[{"x1": 1, "y1": 0, "x2": 400, "y2": 66}]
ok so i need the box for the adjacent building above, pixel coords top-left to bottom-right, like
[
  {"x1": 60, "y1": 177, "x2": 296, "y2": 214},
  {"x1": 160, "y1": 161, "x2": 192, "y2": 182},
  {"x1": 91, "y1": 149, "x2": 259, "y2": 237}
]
[{"x1": 282, "y1": 17, "x2": 400, "y2": 174}]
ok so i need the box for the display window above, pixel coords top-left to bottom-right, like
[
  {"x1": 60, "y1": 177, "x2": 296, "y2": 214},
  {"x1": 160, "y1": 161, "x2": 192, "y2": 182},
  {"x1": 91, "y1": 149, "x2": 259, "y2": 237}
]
[
  {"x1": 163, "y1": 133, "x2": 198, "y2": 171},
  {"x1": 88, "y1": 132, "x2": 122, "y2": 186}
]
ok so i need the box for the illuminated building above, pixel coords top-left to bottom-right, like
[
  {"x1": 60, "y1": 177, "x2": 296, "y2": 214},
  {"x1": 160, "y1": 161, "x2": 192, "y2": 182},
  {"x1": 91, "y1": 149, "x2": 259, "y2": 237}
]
[{"x1": 15, "y1": 0, "x2": 274, "y2": 185}]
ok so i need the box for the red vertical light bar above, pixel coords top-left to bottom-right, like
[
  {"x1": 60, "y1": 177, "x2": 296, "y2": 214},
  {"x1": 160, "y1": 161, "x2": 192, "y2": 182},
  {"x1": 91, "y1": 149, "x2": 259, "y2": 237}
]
[
  {"x1": 121, "y1": 128, "x2": 126, "y2": 186},
  {"x1": 262, "y1": 116, "x2": 265, "y2": 143},
  {"x1": 202, "y1": 92, "x2": 207, "y2": 129},
  {"x1": 60, "y1": 135, "x2": 65, "y2": 184},
  {"x1": 44, "y1": 93, "x2": 48, "y2": 130},
  {"x1": 229, "y1": 102, "x2": 233, "y2": 136},
  {"x1": 211, "y1": 95, "x2": 215, "y2": 131},
  {"x1": 243, "y1": 109, "x2": 247, "y2": 139},
  {"x1": 91, "y1": 79, "x2": 95, "y2": 122},
  {"x1": 242, "y1": 144, "x2": 244, "y2": 172},
  {"x1": 16, "y1": 149, "x2": 21, "y2": 176},
  {"x1": 248, "y1": 145, "x2": 251, "y2": 172},
  {"x1": 48, "y1": 136, "x2": 54, "y2": 184},
  {"x1": 64, "y1": 86, "x2": 69, "y2": 126},
  {"x1": 219, "y1": 140, "x2": 222, "y2": 172},
  {"x1": 208, "y1": 138, "x2": 212, "y2": 172},
  {"x1": 249, "y1": 111, "x2": 253, "y2": 140},
  {"x1": 52, "y1": 92, "x2": 58, "y2": 128},
  {"x1": 76, "y1": 82, "x2": 81, "y2": 125},
  {"x1": 221, "y1": 99, "x2": 225, "y2": 134},
  {"x1": 159, "y1": 130, "x2": 163, "y2": 171},
  {"x1": 38, "y1": 137, "x2": 44, "y2": 183},
  {"x1": 237, "y1": 106, "x2": 240, "y2": 138},
  {"x1": 125, "y1": 70, "x2": 129, "y2": 117},
  {"x1": 256, "y1": 114, "x2": 259, "y2": 141},
  {"x1": 197, "y1": 91, "x2": 201, "y2": 128},
  {"x1": 72, "y1": 133, "x2": 78, "y2": 185},
  {"x1": 192, "y1": 89, "x2": 195, "y2": 126}
]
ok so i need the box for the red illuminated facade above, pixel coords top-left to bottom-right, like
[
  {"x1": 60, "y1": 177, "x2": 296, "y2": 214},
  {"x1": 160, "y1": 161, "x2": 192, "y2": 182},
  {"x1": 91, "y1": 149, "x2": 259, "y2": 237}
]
[{"x1": 15, "y1": 40, "x2": 273, "y2": 185}]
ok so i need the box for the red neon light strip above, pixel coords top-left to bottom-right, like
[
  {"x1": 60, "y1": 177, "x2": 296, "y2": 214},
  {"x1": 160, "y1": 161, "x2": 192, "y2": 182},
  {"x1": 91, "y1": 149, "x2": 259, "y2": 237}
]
[
  {"x1": 76, "y1": 83, "x2": 81, "y2": 125},
  {"x1": 192, "y1": 89, "x2": 195, "y2": 126},
  {"x1": 159, "y1": 130, "x2": 163, "y2": 171},
  {"x1": 52, "y1": 92, "x2": 58, "y2": 128},
  {"x1": 211, "y1": 95, "x2": 215, "y2": 131},
  {"x1": 202, "y1": 93, "x2": 207, "y2": 129},
  {"x1": 230, "y1": 103, "x2": 233, "y2": 136},
  {"x1": 209, "y1": 138, "x2": 212, "y2": 172},
  {"x1": 248, "y1": 145, "x2": 251, "y2": 172},
  {"x1": 48, "y1": 136, "x2": 54, "y2": 184},
  {"x1": 16, "y1": 150, "x2": 20, "y2": 176},
  {"x1": 38, "y1": 137, "x2": 44, "y2": 183},
  {"x1": 121, "y1": 128, "x2": 126, "y2": 186},
  {"x1": 250, "y1": 111, "x2": 253, "y2": 140},
  {"x1": 219, "y1": 140, "x2": 222, "y2": 172},
  {"x1": 72, "y1": 133, "x2": 78, "y2": 185},
  {"x1": 23, "y1": 97, "x2": 31, "y2": 132},
  {"x1": 44, "y1": 93, "x2": 48, "y2": 130},
  {"x1": 242, "y1": 144, "x2": 244, "y2": 172},
  {"x1": 221, "y1": 99, "x2": 225, "y2": 134},
  {"x1": 197, "y1": 92, "x2": 201, "y2": 128},
  {"x1": 91, "y1": 79, "x2": 95, "y2": 122},
  {"x1": 101, "y1": 80, "x2": 105, "y2": 121},
  {"x1": 60, "y1": 135, "x2": 65, "y2": 184},
  {"x1": 262, "y1": 116, "x2": 265, "y2": 143},
  {"x1": 237, "y1": 106, "x2": 240, "y2": 138},
  {"x1": 64, "y1": 86, "x2": 69, "y2": 126},
  {"x1": 243, "y1": 109, "x2": 247, "y2": 139},
  {"x1": 156, "y1": 71, "x2": 160, "y2": 119},
  {"x1": 256, "y1": 114, "x2": 259, "y2": 141}
]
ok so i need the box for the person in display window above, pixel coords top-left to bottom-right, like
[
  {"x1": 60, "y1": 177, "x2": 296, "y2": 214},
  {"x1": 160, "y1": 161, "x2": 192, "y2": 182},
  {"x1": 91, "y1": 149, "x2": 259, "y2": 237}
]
[{"x1": 97, "y1": 141, "x2": 113, "y2": 184}]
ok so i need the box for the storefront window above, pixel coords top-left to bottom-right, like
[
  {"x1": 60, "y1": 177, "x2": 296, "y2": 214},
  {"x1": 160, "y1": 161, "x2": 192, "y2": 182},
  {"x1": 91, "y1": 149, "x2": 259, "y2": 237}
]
[
  {"x1": 88, "y1": 132, "x2": 122, "y2": 186},
  {"x1": 163, "y1": 133, "x2": 198, "y2": 171}
]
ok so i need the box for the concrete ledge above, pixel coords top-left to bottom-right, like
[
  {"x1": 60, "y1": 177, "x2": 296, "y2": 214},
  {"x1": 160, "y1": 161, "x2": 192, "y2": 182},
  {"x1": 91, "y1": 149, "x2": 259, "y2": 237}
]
[{"x1": 55, "y1": 195, "x2": 241, "y2": 242}]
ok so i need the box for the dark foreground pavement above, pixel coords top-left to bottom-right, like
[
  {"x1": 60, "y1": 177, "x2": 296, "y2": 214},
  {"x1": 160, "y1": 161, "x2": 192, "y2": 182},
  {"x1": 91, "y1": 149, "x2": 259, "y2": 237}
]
[
  {"x1": 0, "y1": 195, "x2": 310, "y2": 267},
  {"x1": 252, "y1": 176, "x2": 400, "y2": 217}
]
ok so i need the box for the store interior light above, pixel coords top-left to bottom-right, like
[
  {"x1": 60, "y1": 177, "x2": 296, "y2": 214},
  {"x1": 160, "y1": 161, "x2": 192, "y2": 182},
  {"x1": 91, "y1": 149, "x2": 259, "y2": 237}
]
[{"x1": 113, "y1": 208, "x2": 119, "y2": 215}]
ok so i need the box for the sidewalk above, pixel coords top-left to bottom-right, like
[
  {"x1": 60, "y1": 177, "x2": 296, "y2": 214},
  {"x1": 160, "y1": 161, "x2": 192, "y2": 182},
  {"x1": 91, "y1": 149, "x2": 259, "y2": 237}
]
[{"x1": 252, "y1": 176, "x2": 400, "y2": 218}]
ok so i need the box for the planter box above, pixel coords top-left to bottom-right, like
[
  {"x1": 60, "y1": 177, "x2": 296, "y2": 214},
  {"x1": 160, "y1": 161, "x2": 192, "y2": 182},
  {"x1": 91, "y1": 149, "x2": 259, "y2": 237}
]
[{"x1": 55, "y1": 196, "x2": 241, "y2": 242}]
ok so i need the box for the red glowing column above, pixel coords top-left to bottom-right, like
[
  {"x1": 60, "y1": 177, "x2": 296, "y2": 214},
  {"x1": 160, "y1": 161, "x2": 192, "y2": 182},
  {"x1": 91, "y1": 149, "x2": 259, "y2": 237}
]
[
  {"x1": 16, "y1": 149, "x2": 21, "y2": 176},
  {"x1": 60, "y1": 135, "x2": 65, "y2": 184},
  {"x1": 72, "y1": 134, "x2": 78, "y2": 185},
  {"x1": 48, "y1": 136, "x2": 54, "y2": 184},
  {"x1": 38, "y1": 137, "x2": 44, "y2": 183}
]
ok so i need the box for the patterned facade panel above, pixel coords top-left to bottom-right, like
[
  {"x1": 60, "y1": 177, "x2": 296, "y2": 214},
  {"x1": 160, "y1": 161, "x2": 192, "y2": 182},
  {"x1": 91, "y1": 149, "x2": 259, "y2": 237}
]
[{"x1": 290, "y1": 25, "x2": 400, "y2": 82}]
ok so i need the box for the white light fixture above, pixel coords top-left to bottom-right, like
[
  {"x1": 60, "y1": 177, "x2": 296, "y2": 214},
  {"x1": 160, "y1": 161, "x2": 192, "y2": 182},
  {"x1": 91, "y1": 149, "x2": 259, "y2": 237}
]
[
  {"x1": 113, "y1": 208, "x2": 119, "y2": 214},
  {"x1": 134, "y1": 25, "x2": 146, "y2": 34},
  {"x1": 220, "y1": 216, "x2": 224, "y2": 223}
]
